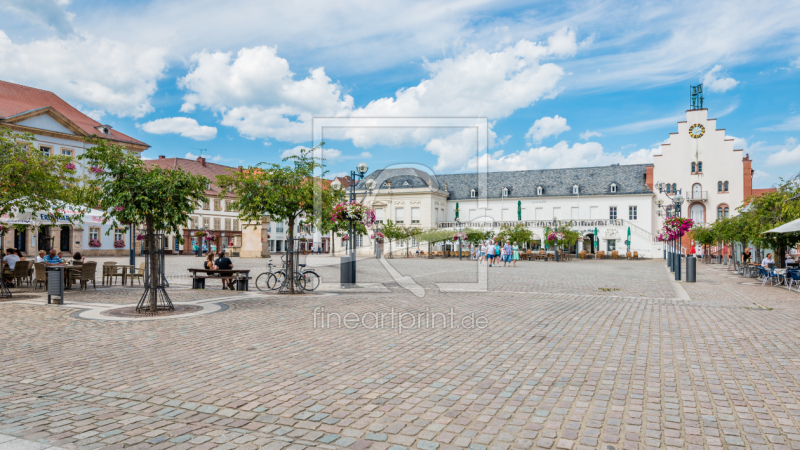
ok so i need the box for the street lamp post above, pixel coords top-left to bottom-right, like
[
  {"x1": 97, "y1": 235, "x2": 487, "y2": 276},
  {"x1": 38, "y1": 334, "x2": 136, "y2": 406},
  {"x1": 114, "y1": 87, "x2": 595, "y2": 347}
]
[{"x1": 332, "y1": 164, "x2": 375, "y2": 286}]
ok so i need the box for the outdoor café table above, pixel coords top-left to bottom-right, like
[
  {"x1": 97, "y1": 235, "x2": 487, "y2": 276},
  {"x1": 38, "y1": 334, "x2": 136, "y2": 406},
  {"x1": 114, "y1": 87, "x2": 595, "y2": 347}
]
[
  {"x1": 187, "y1": 268, "x2": 250, "y2": 290},
  {"x1": 112, "y1": 264, "x2": 136, "y2": 285},
  {"x1": 774, "y1": 268, "x2": 788, "y2": 286}
]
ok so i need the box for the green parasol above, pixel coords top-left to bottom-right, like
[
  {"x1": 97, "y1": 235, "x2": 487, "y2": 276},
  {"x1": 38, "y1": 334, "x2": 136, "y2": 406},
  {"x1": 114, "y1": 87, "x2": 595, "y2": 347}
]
[
  {"x1": 626, "y1": 227, "x2": 631, "y2": 252},
  {"x1": 455, "y1": 203, "x2": 459, "y2": 220},
  {"x1": 594, "y1": 226, "x2": 599, "y2": 252},
  {"x1": 517, "y1": 200, "x2": 521, "y2": 221}
]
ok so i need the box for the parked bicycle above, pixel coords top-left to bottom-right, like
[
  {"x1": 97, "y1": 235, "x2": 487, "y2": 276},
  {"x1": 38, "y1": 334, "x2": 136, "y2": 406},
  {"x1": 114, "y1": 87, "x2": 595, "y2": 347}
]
[{"x1": 254, "y1": 257, "x2": 319, "y2": 292}]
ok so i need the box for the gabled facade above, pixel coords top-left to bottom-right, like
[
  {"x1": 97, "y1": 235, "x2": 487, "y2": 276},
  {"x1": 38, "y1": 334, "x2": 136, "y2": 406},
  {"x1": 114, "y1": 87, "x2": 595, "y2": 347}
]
[{"x1": 0, "y1": 80, "x2": 149, "y2": 256}]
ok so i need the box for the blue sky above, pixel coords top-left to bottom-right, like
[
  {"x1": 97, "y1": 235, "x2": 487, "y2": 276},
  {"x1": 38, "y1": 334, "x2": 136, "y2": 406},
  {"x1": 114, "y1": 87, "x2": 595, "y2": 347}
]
[{"x1": 2, "y1": 0, "x2": 800, "y2": 187}]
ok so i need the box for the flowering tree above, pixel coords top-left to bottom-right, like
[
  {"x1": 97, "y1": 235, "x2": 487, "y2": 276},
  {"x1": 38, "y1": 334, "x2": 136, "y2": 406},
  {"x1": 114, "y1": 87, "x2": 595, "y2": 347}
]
[
  {"x1": 79, "y1": 138, "x2": 208, "y2": 312},
  {"x1": 216, "y1": 146, "x2": 340, "y2": 293}
]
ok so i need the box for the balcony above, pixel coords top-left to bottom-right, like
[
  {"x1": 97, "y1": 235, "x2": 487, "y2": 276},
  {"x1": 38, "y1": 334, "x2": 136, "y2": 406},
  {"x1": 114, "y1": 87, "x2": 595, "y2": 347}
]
[{"x1": 687, "y1": 190, "x2": 708, "y2": 201}]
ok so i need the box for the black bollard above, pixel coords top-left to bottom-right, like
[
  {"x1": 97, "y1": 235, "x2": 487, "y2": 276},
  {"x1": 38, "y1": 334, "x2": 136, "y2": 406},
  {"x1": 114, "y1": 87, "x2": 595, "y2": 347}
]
[
  {"x1": 675, "y1": 254, "x2": 682, "y2": 281},
  {"x1": 686, "y1": 256, "x2": 696, "y2": 282}
]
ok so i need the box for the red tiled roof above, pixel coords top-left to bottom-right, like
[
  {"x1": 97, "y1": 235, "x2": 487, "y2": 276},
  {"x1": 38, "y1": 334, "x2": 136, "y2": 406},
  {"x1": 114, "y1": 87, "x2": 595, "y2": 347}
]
[
  {"x1": 333, "y1": 176, "x2": 352, "y2": 188},
  {"x1": 0, "y1": 79, "x2": 148, "y2": 148},
  {"x1": 752, "y1": 188, "x2": 777, "y2": 197},
  {"x1": 144, "y1": 156, "x2": 241, "y2": 197}
]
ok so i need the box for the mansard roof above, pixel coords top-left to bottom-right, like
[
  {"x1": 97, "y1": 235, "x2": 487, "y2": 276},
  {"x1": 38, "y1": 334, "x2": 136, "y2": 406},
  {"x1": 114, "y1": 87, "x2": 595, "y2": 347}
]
[{"x1": 357, "y1": 164, "x2": 653, "y2": 199}]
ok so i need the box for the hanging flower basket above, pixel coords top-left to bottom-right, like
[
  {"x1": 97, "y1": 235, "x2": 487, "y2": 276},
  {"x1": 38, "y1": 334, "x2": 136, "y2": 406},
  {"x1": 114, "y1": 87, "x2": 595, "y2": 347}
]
[
  {"x1": 205, "y1": 235, "x2": 215, "y2": 242},
  {"x1": 113, "y1": 239, "x2": 125, "y2": 248},
  {"x1": 660, "y1": 217, "x2": 694, "y2": 241},
  {"x1": 136, "y1": 234, "x2": 146, "y2": 241},
  {"x1": 194, "y1": 230, "x2": 208, "y2": 238},
  {"x1": 546, "y1": 231, "x2": 565, "y2": 243},
  {"x1": 331, "y1": 201, "x2": 375, "y2": 228},
  {"x1": 65, "y1": 163, "x2": 76, "y2": 171},
  {"x1": 341, "y1": 235, "x2": 350, "y2": 243},
  {"x1": 89, "y1": 239, "x2": 101, "y2": 247},
  {"x1": 371, "y1": 232, "x2": 385, "y2": 242},
  {"x1": 452, "y1": 232, "x2": 467, "y2": 241}
]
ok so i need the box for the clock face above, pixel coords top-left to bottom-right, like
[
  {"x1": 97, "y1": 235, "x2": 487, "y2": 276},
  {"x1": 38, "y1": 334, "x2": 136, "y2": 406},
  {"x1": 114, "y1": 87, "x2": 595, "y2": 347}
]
[{"x1": 689, "y1": 123, "x2": 705, "y2": 138}]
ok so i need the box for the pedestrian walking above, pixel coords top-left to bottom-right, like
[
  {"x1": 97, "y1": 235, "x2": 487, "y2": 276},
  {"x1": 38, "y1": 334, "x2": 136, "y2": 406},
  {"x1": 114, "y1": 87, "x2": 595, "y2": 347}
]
[
  {"x1": 503, "y1": 241, "x2": 512, "y2": 267},
  {"x1": 486, "y1": 240, "x2": 495, "y2": 266},
  {"x1": 512, "y1": 241, "x2": 519, "y2": 267},
  {"x1": 494, "y1": 240, "x2": 501, "y2": 266}
]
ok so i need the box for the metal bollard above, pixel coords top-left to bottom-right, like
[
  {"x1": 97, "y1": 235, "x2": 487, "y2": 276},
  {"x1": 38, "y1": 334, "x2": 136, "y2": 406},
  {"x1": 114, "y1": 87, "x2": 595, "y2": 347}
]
[
  {"x1": 686, "y1": 256, "x2": 696, "y2": 282},
  {"x1": 675, "y1": 254, "x2": 682, "y2": 281}
]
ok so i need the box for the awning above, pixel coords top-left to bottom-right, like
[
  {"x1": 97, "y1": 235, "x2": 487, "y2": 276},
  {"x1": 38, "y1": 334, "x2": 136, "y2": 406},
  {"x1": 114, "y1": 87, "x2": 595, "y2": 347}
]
[
  {"x1": 0, "y1": 207, "x2": 106, "y2": 226},
  {"x1": 762, "y1": 218, "x2": 800, "y2": 234}
]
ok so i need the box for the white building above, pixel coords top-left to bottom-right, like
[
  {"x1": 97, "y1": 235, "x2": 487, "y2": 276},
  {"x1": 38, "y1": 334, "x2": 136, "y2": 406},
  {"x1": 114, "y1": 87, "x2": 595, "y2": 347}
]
[
  {"x1": 0, "y1": 80, "x2": 149, "y2": 257},
  {"x1": 346, "y1": 104, "x2": 762, "y2": 258}
]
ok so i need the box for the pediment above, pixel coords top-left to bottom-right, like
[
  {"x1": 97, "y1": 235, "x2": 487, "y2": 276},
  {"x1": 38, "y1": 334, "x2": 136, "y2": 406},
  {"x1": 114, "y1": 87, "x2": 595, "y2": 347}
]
[{"x1": 3, "y1": 107, "x2": 87, "y2": 136}]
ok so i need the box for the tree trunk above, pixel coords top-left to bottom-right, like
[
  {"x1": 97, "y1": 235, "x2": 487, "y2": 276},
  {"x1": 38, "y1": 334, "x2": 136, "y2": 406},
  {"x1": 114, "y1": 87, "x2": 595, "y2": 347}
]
[
  {"x1": 287, "y1": 216, "x2": 294, "y2": 294},
  {"x1": 146, "y1": 215, "x2": 158, "y2": 312}
]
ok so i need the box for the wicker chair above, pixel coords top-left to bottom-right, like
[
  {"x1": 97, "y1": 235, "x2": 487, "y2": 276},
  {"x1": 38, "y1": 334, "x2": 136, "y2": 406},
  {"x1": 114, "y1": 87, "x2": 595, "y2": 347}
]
[
  {"x1": 611, "y1": 250, "x2": 619, "y2": 260},
  {"x1": 597, "y1": 251, "x2": 606, "y2": 259},
  {"x1": 34, "y1": 262, "x2": 47, "y2": 290},
  {"x1": 127, "y1": 262, "x2": 145, "y2": 285},
  {"x1": 6, "y1": 260, "x2": 33, "y2": 287},
  {"x1": 633, "y1": 251, "x2": 639, "y2": 260},
  {"x1": 70, "y1": 261, "x2": 97, "y2": 290},
  {"x1": 104, "y1": 262, "x2": 123, "y2": 285}
]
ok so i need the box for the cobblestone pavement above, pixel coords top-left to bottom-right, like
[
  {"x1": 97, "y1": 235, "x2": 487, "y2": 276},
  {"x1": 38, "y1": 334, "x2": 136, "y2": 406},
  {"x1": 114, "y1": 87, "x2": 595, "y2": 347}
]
[{"x1": 1, "y1": 258, "x2": 799, "y2": 450}]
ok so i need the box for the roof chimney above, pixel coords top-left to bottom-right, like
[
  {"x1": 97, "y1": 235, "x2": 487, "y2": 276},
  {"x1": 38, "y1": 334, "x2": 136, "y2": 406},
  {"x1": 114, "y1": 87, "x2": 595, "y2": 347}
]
[
  {"x1": 198, "y1": 156, "x2": 206, "y2": 167},
  {"x1": 158, "y1": 155, "x2": 165, "y2": 159}
]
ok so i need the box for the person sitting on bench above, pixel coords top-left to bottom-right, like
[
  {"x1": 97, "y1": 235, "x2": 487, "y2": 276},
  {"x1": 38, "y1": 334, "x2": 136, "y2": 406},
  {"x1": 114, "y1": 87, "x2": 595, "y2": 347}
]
[{"x1": 215, "y1": 251, "x2": 236, "y2": 290}]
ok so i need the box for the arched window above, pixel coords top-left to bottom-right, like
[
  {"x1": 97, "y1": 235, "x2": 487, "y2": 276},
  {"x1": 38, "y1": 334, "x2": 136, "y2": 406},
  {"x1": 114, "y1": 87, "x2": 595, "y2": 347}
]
[
  {"x1": 717, "y1": 181, "x2": 723, "y2": 192},
  {"x1": 724, "y1": 181, "x2": 729, "y2": 192},
  {"x1": 717, "y1": 206, "x2": 724, "y2": 219},
  {"x1": 502, "y1": 187, "x2": 509, "y2": 197},
  {"x1": 671, "y1": 183, "x2": 677, "y2": 193},
  {"x1": 470, "y1": 189, "x2": 476, "y2": 198},
  {"x1": 691, "y1": 162, "x2": 696, "y2": 173},
  {"x1": 724, "y1": 207, "x2": 729, "y2": 218},
  {"x1": 537, "y1": 186, "x2": 543, "y2": 196},
  {"x1": 573, "y1": 185, "x2": 579, "y2": 194},
  {"x1": 610, "y1": 183, "x2": 617, "y2": 193},
  {"x1": 665, "y1": 184, "x2": 671, "y2": 193},
  {"x1": 698, "y1": 161, "x2": 703, "y2": 172}
]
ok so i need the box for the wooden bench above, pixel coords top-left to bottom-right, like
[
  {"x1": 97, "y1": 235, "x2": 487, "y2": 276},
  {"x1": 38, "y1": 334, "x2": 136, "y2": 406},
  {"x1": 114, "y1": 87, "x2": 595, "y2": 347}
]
[{"x1": 188, "y1": 269, "x2": 251, "y2": 290}]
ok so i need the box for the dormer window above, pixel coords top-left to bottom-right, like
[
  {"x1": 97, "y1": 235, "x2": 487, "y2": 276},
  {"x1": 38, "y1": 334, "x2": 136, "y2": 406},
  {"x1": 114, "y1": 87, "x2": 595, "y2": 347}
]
[
  {"x1": 95, "y1": 124, "x2": 113, "y2": 135},
  {"x1": 470, "y1": 189, "x2": 477, "y2": 198},
  {"x1": 610, "y1": 183, "x2": 617, "y2": 193},
  {"x1": 572, "y1": 185, "x2": 579, "y2": 194},
  {"x1": 502, "y1": 187, "x2": 509, "y2": 197},
  {"x1": 402, "y1": 181, "x2": 409, "y2": 186},
  {"x1": 537, "y1": 186, "x2": 543, "y2": 196}
]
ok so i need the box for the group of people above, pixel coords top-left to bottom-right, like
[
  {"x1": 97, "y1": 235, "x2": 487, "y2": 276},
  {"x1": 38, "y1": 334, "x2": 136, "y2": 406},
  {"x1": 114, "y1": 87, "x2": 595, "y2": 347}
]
[
  {"x1": 2, "y1": 248, "x2": 85, "y2": 287},
  {"x1": 477, "y1": 240, "x2": 520, "y2": 267},
  {"x1": 740, "y1": 247, "x2": 798, "y2": 268},
  {"x1": 202, "y1": 250, "x2": 237, "y2": 289},
  {"x1": 193, "y1": 242, "x2": 216, "y2": 257}
]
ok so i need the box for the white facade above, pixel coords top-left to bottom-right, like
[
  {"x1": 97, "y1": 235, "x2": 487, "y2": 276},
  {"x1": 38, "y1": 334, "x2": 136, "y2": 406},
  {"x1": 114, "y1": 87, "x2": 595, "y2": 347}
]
[{"x1": 653, "y1": 108, "x2": 749, "y2": 229}]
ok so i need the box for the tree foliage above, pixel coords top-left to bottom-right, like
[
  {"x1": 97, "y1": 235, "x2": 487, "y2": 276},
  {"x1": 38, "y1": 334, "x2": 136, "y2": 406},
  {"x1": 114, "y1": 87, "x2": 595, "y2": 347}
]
[
  {"x1": 79, "y1": 138, "x2": 208, "y2": 310},
  {"x1": 0, "y1": 127, "x2": 85, "y2": 221},
  {"x1": 216, "y1": 146, "x2": 340, "y2": 292},
  {"x1": 736, "y1": 178, "x2": 800, "y2": 267},
  {"x1": 496, "y1": 223, "x2": 533, "y2": 246}
]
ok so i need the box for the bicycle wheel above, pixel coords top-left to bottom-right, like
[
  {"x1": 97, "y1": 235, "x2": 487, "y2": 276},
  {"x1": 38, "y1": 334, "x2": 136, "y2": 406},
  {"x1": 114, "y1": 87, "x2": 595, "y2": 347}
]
[
  {"x1": 267, "y1": 271, "x2": 284, "y2": 290},
  {"x1": 294, "y1": 272, "x2": 307, "y2": 293},
  {"x1": 302, "y1": 271, "x2": 320, "y2": 291},
  {"x1": 255, "y1": 272, "x2": 276, "y2": 291}
]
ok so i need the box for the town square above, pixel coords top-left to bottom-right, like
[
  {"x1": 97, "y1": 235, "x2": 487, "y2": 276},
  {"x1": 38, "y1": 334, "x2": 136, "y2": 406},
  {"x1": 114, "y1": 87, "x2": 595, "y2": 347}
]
[{"x1": 2, "y1": 1, "x2": 800, "y2": 449}]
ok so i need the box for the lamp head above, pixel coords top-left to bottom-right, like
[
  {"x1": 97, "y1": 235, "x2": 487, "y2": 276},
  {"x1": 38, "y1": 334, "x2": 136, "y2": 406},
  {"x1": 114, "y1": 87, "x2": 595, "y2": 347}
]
[
  {"x1": 655, "y1": 180, "x2": 664, "y2": 192},
  {"x1": 674, "y1": 192, "x2": 684, "y2": 204},
  {"x1": 365, "y1": 178, "x2": 377, "y2": 191},
  {"x1": 656, "y1": 199, "x2": 663, "y2": 207},
  {"x1": 357, "y1": 162, "x2": 368, "y2": 175}
]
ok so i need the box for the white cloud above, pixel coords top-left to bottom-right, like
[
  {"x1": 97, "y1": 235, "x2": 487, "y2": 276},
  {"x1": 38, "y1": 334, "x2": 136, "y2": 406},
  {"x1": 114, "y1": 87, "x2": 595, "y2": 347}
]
[
  {"x1": 727, "y1": 135, "x2": 748, "y2": 149},
  {"x1": 185, "y1": 152, "x2": 200, "y2": 159},
  {"x1": 752, "y1": 169, "x2": 772, "y2": 181},
  {"x1": 178, "y1": 46, "x2": 353, "y2": 142},
  {"x1": 759, "y1": 116, "x2": 800, "y2": 131},
  {"x1": 140, "y1": 117, "x2": 217, "y2": 140},
  {"x1": 464, "y1": 141, "x2": 660, "y2": 172},
  {"x1": 525, "y1": 115, "x2": 570, "y2": 143},
  {"x1": 792, "y1": 57, "x2": 800, "y2": 68},
  {"x1": 765, "y1": 142, "x2": 800, "y2": 166},
  {"x1": 580, "y1": 130, "x2": 603, "y2": 140},
  {"x1": 327, "y1": 171, "x2": 348, "y2": 179},
  {"x1": 0, "y1": 0, "x2": 74, "y2": 37},
  {"x1": 703, "y1": 65, "x2": 739, "y2": 93},
  {"x1": 0, "y1": 30, "x2": 166, "y2": 119},
  {"x1": 600, "y1": 114, "x2": 684, "y2": 135},
  {"x1": 280, "y1": 146, "x2": 342, "y2": 160}
]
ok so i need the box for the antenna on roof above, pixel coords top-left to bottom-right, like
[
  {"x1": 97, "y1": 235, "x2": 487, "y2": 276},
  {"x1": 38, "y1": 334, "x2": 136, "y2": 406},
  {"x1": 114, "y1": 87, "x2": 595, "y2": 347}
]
[{"x1": 192, "y1": 148, "x2": 207, "y2": 158}]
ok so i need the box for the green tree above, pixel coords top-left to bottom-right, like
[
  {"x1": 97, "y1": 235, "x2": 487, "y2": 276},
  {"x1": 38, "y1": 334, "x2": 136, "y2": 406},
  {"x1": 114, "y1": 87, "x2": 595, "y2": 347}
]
[
  {"x1": 690, "y1": 225, "x2": 718, "y2": 261},
  {"x1": 496, "y1": 223, "x2": 533, "y2": 247},
  {"x1": 216, "y1": 147, "x2": 340, "y2": 293},
  {"x1": 738, "y1": 178, "x2": 800, "y2": 267},
  {"x1": 79, "y1": 138, "x2": 208, "y2": 311},
  {"x1": 381, "y1": 220, "x2": 405, "y2": 258},
  {"x1": 1, "y1": 127, "x2": 85, "y2": 223}
]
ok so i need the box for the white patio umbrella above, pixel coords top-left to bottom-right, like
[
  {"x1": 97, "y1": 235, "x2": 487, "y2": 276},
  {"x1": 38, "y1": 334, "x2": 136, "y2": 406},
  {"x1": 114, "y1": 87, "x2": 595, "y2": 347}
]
[{"x1": 762, "y1": 218, "x2": 800, "y2": 234}]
